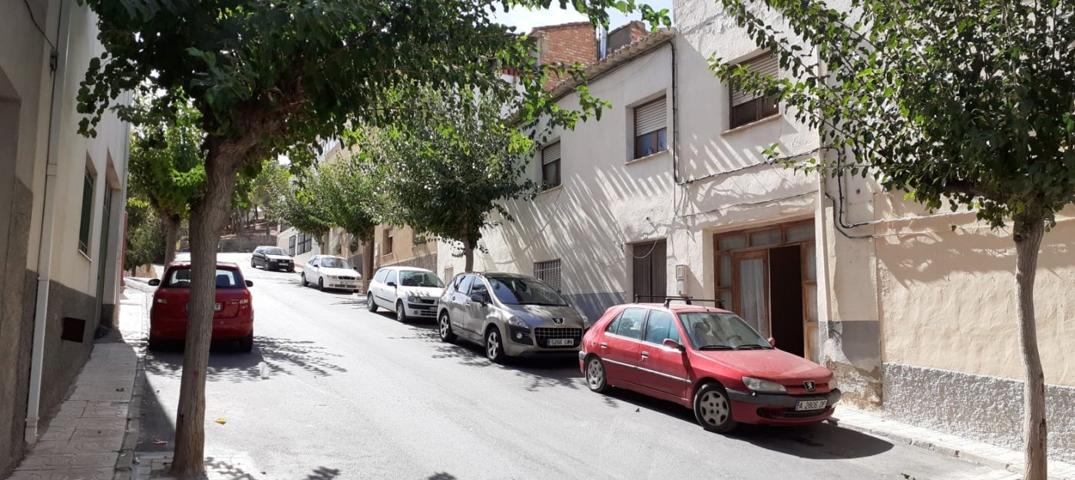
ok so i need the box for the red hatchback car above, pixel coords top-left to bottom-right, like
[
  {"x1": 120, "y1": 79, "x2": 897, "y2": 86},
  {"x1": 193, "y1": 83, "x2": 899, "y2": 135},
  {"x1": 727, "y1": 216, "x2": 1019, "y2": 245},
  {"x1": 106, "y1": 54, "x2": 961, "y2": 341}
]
[
  {"x1": 148, "y1": 262, "x2": 254, "y2": 352},
  {"x1": 580, "y1": 300, "x2": 840, "y2": 432}
]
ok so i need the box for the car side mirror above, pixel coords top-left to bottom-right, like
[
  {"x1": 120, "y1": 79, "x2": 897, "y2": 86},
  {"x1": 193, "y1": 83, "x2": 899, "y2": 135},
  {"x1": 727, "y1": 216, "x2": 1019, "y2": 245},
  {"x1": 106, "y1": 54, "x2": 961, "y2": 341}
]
[
  {"x1": 245, "y1": 280, "x2": 254, "y2": 287},
  {"x1": 387, "y1": 281, "x2": 396, "y2": 288},
  {"x1": 469, "y1": 292, "x2": 488, "y2": 305},
  {"x1": 768, "y1": 337, "x2": 776, "y2": 347},
  {"x1": 663, "y1": 338, "x2": 685, "y2": 352},
  {"x1": 148, "y1": 278, "x2": 160, "y2": 286}
]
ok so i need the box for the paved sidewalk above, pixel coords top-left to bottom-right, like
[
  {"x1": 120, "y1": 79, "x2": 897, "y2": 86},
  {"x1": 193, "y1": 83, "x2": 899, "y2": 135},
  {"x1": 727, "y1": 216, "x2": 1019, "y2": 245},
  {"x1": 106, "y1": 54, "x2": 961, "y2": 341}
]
[
  {"x1": 9, "y1": 289, "x2": 145, "y2": 480},
  {"x1": 836, "y1": 406, "x2": 1075, "y2": 479}
]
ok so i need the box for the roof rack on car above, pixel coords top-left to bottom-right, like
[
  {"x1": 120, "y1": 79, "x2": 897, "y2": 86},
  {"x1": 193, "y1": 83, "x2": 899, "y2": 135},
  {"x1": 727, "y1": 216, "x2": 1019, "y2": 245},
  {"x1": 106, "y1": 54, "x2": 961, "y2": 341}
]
[{"x1": 633, "y1": 295, "x2": 724, "y2": 309}]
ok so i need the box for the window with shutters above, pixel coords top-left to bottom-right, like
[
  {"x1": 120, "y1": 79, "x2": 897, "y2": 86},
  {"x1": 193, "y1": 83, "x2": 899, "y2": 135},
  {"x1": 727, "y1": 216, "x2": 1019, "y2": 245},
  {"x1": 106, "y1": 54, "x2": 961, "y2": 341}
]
[
  {"x1": 633, "y1": 96, "x2": 667, "y2": 159},
  {"x1": 729, "y1": 53, "x2": 780, "y2": 129},
  {"x1": 541, "y1": 142, "x2": 561, "y2": 189},
  {"x1": 78, "y1": 170, "x2": 96, "y2": 255},
  {"x1": 533, "y1": 259, "x2": 562, "y2": 292}
]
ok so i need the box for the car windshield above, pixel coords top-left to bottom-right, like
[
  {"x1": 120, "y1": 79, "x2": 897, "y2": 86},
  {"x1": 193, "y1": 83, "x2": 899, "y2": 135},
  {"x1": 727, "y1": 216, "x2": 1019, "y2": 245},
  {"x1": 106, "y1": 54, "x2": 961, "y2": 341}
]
[
  {"x1": 320, "y1": 257, "x2": 350, "y2": 269},
  {"x1": 679, "y1": 312, "x2": 771, "y2": 350},
  {"x1": 487, "y1": 276, "x2": 567, "y2": 306},
  {"x1": 263, "y1": 247, "x2": 286, "y2": 256},
  {"x1": 400, "y1": 271, "x2": 443, "y2": 287},
  {"x1": 162, "y1": 267, "x2": 245, "y2": 289}
]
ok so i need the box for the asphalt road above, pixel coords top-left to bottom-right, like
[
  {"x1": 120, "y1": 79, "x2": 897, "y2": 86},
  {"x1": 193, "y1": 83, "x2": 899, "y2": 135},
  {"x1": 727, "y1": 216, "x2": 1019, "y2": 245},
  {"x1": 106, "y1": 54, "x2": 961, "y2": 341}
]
[{"x1": 135, "y1": 253, "x2": 1000, "y2": 480}]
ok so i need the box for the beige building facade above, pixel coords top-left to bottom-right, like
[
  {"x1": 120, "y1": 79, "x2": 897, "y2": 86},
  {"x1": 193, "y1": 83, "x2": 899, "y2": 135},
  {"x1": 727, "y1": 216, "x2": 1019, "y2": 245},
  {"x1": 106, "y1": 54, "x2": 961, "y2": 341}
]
[
  {"x1": 438, "y1": 3, "x2": 1075, "y2": 462},
  {"x1": 0, "y1": 0, "x2": 131, "y2": 474}
]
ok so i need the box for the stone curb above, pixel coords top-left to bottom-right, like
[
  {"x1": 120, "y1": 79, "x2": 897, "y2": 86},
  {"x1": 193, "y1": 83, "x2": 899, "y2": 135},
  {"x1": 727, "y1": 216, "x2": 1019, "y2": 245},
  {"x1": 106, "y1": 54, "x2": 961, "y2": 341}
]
[
  {"x1": 834, "y1": 410, "x2": 1075, "y2": 479},
  {"x1": 112, "y1": 344, "x2": 145, "y2": 480}
]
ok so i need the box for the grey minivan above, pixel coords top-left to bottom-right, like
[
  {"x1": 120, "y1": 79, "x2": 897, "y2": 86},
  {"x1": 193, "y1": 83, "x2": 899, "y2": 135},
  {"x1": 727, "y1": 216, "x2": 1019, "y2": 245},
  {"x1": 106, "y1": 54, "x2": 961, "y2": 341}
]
[{"x1": 436, "y1": 272, "x2": 587, "y2": 362}]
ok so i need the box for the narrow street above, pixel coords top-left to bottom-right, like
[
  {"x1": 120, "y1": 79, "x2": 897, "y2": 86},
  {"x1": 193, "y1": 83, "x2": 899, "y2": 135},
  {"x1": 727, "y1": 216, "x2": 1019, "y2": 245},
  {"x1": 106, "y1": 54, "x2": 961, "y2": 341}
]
[{"x1": 135, "y1": 253, "x2": 997, "y2": 479}]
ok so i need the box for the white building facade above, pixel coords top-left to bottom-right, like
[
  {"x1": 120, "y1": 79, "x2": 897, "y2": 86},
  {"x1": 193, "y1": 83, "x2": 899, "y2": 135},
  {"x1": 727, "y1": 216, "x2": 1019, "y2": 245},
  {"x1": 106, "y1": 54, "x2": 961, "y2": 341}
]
[
  {"x1": 440, "y1": 1, "x2": 1075, "y2": 462},
  {"x1": 1, "y1": 0, "x2": 131, "y2": 474}
]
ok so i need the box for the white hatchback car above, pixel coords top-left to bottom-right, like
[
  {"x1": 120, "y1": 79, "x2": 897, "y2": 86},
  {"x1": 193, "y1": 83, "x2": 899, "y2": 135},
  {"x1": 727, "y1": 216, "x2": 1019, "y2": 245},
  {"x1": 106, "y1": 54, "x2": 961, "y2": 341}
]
[
  {"x1": 367, "y1": 266, "x2": 445, "y2": 322},
  {"x1": 301, "y1": 255, "x2": 361, "y2": 292}
]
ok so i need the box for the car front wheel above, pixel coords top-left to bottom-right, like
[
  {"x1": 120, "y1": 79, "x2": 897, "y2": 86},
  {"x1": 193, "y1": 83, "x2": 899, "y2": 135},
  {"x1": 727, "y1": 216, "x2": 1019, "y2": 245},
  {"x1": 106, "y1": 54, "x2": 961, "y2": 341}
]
[
  {"x1": 693, "y1": 382, "x2": 738, "y2": 433},
  {"x1": 485, "y1": 326, "x2": 506, "y2": 363},
  {"x1": 317, "y1": 278, "x2": 324, "y2": 291},
  {"x1": 301, "y1": 273, "x2": 307, "y2": 287},
  {"x1": 585, "y1": 356, "x2": 609, "y2": 393},
  {"x1": 395, "y1": 301, "x2": 408, "y2": 323},
  {"x1": 367, "y1": 293, "x2": 378, "y2": 312},
  {"x1": 438, "y1": 311, "x2": 456, "y2": 343}
]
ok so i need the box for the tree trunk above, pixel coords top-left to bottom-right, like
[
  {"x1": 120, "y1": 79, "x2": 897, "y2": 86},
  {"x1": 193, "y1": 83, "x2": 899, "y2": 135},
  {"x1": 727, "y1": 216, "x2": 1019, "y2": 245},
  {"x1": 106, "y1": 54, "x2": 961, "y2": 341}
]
[
  {"x1": 363, "y1": 229, "x2": 375, "y2": 292},
  {"x1": 170, "y1": 156, "x2": 238, "y2": 478},
  {"x1": 463, "y1": 238, "x2": 474, "y2": 273},
  {"x1": 163, "y1": 215, "x2": 180, "y2": 266},
  {"x1": 1014, "y1": 216, "x2": 1047, "y2": 480}
]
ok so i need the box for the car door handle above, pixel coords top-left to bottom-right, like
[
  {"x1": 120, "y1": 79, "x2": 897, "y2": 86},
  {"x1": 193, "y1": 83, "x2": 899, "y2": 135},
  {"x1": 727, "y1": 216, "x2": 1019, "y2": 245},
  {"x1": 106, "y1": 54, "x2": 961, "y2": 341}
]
[
  {"x1": 599, "y1": 342, "x2": 608, "y2": 349},
  {"x1": 640, "y1": 351, "x2": 649, "y2": 359}
]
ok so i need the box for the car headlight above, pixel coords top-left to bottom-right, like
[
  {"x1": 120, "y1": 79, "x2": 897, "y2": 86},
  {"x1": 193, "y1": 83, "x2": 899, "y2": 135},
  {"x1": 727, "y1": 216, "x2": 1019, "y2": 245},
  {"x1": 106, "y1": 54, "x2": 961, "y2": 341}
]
[
  {"x1": 406, "y1": 292, "x2": 419, "y2": 301},
  {"x1": 742, "y1": 376, "x2": 786, "y2": 393},
  {"x1": 507, "y1": 316, "x2": 528, "y2": 327}
]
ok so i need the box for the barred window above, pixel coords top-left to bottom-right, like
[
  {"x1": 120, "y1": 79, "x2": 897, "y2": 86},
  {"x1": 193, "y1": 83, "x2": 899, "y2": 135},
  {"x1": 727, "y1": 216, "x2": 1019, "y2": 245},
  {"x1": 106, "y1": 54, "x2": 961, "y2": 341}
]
[{"x1": 534, "y1": 259, "x2": 562, "y2": 292}]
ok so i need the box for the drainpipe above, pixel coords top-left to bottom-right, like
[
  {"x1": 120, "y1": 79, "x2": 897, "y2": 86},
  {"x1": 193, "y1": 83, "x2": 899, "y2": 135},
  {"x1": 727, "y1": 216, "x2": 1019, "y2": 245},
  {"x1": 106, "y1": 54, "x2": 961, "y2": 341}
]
[{"x1": 26, "y1": 0, "x2": 71, "y2": 444}]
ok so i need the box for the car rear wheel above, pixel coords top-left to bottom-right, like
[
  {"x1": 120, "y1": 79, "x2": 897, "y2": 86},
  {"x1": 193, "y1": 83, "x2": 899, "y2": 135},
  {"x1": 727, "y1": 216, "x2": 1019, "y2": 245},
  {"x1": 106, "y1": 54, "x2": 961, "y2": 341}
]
[
  {"x1": 438, "y1": 311, "x2": 456, "y2": 343},
  {"x1": 367, "y1": 293, "x2": 378, "y2": 312},
  {"x1": 485, "y1": 326, "x2": 506, "y2": 363},
  {"x1": 585, "y1": 356, "x2": 609, "y2": 393},
  {"x1": 693, "y1": 382, "x2": 738, "y2": 433},
  {"x1": 237, "y1": 334, "x2": 253, "y2": 353}
]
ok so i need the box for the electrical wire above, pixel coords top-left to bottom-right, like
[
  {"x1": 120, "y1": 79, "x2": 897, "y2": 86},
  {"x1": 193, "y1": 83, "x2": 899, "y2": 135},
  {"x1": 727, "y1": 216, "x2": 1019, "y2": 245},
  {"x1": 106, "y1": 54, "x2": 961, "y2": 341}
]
[{"x1": 22, "y1": 0, "x2": 56, "y2": 52}]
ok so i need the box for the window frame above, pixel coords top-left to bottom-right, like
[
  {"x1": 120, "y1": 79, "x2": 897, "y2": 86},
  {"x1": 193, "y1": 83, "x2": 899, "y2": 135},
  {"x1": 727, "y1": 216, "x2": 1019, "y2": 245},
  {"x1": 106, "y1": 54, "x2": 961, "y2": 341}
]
[
  {"x1": 383, "y1": 228, "x2": 394, "y2": 255},
  {"x1": 540, "y1": 141, "x2": 561, "y2": 190},
  {"x1": 728, "y1": 52, "x2": 781, "y2": 129},
  {"x1": 632, "y1": 96, "x2": 668, "y2": 159},
  {"x1": 77, "y1": 169, "x2": 96, "y2": 255},
  {"x1": 641, "y1": 309, "x2": 680, "y2": 345}
]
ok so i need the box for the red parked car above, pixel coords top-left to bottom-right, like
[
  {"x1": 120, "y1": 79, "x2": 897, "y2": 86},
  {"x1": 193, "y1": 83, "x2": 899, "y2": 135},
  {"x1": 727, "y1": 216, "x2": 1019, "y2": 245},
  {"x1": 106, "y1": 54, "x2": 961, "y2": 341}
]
[
  {"x1": 148, "y1": 262, "x2": 254, "y2": 352},
  {"x1": 580, "y1": 299, "x2": 840, "y2": 432}
]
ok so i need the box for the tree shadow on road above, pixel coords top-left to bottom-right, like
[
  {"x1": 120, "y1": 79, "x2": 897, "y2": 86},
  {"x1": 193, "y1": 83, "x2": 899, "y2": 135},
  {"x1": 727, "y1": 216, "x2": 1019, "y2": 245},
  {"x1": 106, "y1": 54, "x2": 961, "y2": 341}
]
[{"x1": 145, "y1": 335, "x2": 348, "y2": 382}]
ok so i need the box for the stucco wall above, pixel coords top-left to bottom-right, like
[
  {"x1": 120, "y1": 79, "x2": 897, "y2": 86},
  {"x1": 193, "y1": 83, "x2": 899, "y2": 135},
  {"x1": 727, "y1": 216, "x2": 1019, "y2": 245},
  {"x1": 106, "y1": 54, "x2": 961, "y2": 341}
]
[
  {"x1": 439, "y1": 43, "x2": 676, "y2": 321},
  {"x1": 875, "y1": 204, "x2": 1075, "y2": 387}
]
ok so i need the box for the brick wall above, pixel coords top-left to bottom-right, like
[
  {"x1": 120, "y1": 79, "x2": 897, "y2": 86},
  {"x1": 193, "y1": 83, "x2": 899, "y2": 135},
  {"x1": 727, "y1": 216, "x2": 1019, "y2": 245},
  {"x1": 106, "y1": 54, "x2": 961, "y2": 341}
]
[
  {"x1": 533, "y1": 22, "x2": 597, "y2": 90},
  {"x1": 607, "y1": 21, "x2": 648, "y2": 54}
]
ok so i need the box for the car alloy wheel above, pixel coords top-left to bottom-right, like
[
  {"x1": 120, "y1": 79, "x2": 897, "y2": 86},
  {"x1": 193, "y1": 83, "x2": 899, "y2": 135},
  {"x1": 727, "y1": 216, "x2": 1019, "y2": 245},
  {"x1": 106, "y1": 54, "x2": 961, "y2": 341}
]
[
  {"x1": 367, "y1": 293, "x2": 378, "y2": 313},
  {"x1": 693, "y1": 383, "x2": 737, "y2": 433},
  {"x1": 438, "y1": 312, "x2": 456, "y2": 343},
  {"x1": 585, "y1": 356, "x2": 609, "y2": 393},
  {"x1": 485, "y1": 327, "x2": 505, "y2": 363},
  {"x1": 396, "y1": 302, "x2": 408, "y2": 323}
]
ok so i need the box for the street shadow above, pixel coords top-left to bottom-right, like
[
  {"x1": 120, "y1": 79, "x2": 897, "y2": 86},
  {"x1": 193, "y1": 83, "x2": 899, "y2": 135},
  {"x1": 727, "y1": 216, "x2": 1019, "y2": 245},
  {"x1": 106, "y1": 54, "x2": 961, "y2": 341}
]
[
  {"x1": 144, "y1": 335, "x2": 347, "y2": 382},
  {"x1": 422, "y1": 331, "x2": 584, "y2": 392},
  {"x1": 427, "y1": 474, "x2": 456, "y2": 480},
  {"x1": 598, "y1": 387, "x2": 892, "y2": 460}
]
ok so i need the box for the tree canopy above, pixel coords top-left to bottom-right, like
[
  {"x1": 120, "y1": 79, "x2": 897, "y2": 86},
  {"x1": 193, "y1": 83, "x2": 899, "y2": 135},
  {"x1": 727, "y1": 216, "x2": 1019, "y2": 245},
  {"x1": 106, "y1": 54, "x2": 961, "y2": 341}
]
[{"x1": 353, "y1": 84, "x2": 539, "y2": 270}]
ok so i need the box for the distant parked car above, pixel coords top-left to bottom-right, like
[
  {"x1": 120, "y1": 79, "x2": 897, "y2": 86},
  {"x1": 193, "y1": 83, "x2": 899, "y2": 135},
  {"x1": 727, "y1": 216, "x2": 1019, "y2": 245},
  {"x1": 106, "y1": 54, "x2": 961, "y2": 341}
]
[
  {"x1": 436, "y1": 272, "x2": 585, "y2": 363},
  {"x1": 251, "y1": 246, "x2": 294, "y2": 272},
  {"x1": 301, "y1": 255, "x2": 361, "y2": 292},
  {"x1": 579, "y1": 299, "x2": 840, "y2": 433},
  {"x1": 366, "y1": 266, "x2": 444, "y2": 322},
  {"x1": 147, "y1": 262, "x2": 254, "y2": 352}
]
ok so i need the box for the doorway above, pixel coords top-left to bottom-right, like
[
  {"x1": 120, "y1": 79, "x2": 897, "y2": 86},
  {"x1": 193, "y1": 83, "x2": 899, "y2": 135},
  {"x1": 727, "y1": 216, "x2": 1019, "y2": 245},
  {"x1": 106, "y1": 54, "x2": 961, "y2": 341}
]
[
  {"x1": 95, "y1": 186, "x2": 113, "y2": 327},
  {"x1": 714, "y1": 221, "x2": 816, "y2": 359},
  {"x1": 632, "y1": 239, "x2": 666, "y2": 301}
]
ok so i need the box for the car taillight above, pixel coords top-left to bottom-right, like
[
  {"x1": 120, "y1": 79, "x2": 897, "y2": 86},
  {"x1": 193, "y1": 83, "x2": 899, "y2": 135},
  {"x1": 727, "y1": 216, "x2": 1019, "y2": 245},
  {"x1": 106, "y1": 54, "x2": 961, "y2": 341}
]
[
  {"x1": 239, "y1": 298, "x2": 249, "y2": 305},
  {"x1": 156, "y1": 298, "x2": 168, "y2": 304}
]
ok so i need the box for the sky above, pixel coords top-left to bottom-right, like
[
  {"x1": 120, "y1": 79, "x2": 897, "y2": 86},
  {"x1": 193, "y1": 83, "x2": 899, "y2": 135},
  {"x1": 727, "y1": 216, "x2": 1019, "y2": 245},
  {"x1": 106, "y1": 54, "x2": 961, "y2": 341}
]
[{"x1": 492, "y1": 0, "x2": 674, "y2": 34}]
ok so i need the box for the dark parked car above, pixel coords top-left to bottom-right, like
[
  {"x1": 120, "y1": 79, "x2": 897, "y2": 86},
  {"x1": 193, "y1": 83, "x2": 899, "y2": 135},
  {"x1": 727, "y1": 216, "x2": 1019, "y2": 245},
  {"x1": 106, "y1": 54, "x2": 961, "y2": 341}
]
[{"x1": 251, "y1": 246, "x2": 294, "y2": 272}]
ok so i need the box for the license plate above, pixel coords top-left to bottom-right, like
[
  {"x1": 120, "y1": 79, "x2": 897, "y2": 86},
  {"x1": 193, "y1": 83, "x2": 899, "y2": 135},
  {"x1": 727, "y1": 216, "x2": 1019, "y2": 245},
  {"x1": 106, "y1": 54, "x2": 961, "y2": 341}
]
[
  {"x1": 548, "y1": 338, "x2": 574, "y2": 347},
  {"x1": 795, "y1": 399, "x2": 827, "y2": 411}
]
